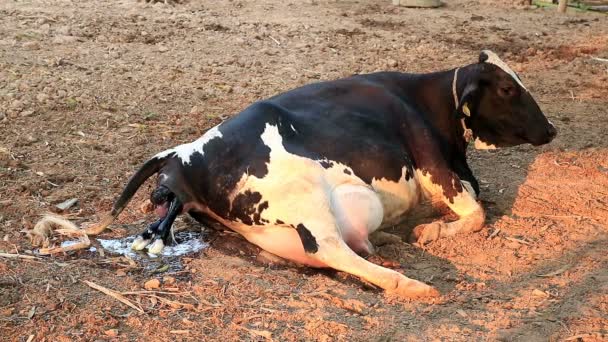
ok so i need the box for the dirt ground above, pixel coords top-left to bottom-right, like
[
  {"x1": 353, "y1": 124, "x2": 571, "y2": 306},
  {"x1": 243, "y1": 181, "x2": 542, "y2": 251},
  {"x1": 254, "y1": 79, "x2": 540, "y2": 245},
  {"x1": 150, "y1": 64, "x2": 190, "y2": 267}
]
[{"x1": 1, "y1": 0, "x2": 607, "y2": 341}]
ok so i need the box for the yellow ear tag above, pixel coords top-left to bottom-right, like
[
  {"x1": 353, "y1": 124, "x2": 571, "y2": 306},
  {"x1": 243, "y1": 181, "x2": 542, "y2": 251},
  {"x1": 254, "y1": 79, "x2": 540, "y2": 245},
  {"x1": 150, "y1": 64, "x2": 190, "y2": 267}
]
[{"x1": 462, "y1": 103, "x2": 471, "y2": 117}]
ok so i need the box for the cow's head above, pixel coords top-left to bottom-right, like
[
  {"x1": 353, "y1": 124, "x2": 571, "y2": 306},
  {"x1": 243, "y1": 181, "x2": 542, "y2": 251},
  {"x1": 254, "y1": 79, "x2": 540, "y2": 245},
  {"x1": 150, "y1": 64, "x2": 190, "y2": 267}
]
[{"x1": 456, "y1": 50, "x2": 556, "y2": 149}]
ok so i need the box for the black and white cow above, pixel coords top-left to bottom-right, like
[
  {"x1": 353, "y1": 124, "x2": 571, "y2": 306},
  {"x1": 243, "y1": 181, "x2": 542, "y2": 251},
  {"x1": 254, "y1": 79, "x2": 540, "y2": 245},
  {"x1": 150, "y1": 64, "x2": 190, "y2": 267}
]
[{"x1": 88, "y1": 50, "x2": 556, "y2": 299}]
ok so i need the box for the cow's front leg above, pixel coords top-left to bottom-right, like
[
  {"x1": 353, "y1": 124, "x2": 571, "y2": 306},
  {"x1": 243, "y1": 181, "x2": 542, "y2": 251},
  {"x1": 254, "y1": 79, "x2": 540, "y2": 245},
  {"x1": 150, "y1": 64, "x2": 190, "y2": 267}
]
[{"x1": 410, "y1": 172, "x2": 485, "y2": 245}]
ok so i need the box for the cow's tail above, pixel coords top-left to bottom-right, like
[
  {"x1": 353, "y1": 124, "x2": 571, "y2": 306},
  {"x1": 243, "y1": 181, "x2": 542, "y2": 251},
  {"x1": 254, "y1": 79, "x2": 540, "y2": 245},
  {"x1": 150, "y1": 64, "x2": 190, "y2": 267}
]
[{"x1": 83, "y1": 155, "x2": 169, "y2": 235}]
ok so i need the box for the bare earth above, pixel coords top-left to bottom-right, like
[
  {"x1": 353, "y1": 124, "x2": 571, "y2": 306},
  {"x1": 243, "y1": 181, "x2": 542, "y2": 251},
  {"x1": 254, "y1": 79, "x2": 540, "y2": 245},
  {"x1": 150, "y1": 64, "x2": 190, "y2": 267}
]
[{"x1": 1, "y1": 0, "x2": 607, "y2": 341}]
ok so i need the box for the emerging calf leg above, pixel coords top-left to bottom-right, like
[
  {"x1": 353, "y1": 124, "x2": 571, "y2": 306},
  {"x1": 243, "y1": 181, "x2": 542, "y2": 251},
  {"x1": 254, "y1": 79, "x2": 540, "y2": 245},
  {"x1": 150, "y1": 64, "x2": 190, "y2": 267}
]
[
  {"x1": 132, "y1": 185, "x2": 183, "y2": 253},
  {"x1": 132, "y1": 218, "x2": 163, "y2": 250},
  {"x1": 147, "y1": 198, "x2": 183, "y2": 254}
]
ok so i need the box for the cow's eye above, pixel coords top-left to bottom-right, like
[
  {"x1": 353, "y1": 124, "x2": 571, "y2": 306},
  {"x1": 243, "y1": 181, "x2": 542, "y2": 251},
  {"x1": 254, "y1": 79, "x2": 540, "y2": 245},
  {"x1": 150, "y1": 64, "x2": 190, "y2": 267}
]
[{"x1": 499, "y1": 86, "x2": 515, "y2": 98}]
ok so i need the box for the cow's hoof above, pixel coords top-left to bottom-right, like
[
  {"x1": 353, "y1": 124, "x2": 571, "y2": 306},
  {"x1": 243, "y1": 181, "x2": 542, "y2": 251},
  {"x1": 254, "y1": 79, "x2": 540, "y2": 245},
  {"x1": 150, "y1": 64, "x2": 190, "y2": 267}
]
[
  {"x1": 147, "y1": 239, "x2": 165, "y2": 255},
  {"x1": 388, "y1": 278, "x2": 440, "y2": 300},
  {"x1": 409, "y1": 221, "x2": 444, "y2": 246},
  {"x1": 131, "y1": 236, "x2": 151, "y2": 251}
]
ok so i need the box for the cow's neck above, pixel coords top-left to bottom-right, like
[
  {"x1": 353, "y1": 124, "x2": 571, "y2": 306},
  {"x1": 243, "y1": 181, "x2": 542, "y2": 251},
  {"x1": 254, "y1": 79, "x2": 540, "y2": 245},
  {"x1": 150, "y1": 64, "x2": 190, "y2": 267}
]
[{"x1": 399, "y1": 67, "x2": 475, "y2": 157}]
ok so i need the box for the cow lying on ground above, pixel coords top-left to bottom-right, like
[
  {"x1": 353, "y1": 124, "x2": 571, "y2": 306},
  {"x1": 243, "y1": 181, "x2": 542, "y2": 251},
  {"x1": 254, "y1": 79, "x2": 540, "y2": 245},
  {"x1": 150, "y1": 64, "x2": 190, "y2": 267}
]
[{"x1": 86, "y1": 50, "x2": 556, "y2": 299}]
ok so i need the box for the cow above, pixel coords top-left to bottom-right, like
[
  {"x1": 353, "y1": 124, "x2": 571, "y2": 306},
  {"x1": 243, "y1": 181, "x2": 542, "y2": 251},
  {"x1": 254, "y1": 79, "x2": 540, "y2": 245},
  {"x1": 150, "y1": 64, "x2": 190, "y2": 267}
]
[{"x1": 86, "y1": 50, "x2": 556, "y2": 299}]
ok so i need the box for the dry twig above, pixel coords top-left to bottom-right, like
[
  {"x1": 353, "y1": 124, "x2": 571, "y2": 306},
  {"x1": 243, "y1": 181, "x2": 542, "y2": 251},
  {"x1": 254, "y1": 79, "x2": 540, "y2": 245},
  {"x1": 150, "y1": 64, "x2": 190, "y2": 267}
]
[
  {"x1": 0, "y1": 252, "x2": 41, "y2": 260},
  {"x1": 82, "y1": 280, "x2": 144, "y2": 313},
  {"x1": 505, "y1": 236, "x2": 532, "y2": 246}
]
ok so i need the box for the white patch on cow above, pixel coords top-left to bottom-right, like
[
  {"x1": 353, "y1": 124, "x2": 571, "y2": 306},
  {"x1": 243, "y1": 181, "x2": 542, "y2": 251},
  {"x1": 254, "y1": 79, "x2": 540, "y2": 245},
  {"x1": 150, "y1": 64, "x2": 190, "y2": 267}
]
[
  {"x1": 482, "y1": 50, "x2": 527, "y2": 91},
  {"x1": 370, "y1": 168, "x2": 419, "y2": 227},
  {"x1": 227, "y1": 123, "x2": 340, "y2": 228},
  {"x1": 154, "y1": 125, "x2": 223, "y2": 164},
  {"x1": 415, "y1": 169, "x2": 478, "y2": 217},
  {"x1": 474, "y1": 137, "x2": 497, "y2": 150}
]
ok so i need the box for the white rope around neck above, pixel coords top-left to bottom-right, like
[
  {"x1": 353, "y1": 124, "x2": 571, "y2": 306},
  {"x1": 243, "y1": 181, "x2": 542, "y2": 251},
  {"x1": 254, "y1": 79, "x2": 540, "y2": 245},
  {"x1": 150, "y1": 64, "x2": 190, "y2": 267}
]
[{"x1": 452, "y1": 67, "x2": 473, "y2": 143}]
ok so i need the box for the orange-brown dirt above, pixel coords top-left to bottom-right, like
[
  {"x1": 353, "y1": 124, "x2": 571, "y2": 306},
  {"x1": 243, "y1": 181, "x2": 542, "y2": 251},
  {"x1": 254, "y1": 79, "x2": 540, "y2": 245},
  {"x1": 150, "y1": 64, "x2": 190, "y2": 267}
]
[{"x1": 1, "y1": 0, "x2": 607, "y2": 341}]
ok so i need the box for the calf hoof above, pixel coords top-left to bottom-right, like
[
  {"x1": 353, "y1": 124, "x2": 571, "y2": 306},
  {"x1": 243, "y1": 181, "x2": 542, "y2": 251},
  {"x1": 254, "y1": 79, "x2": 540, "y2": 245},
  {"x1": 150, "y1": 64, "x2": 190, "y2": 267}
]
[
  {"x1": 147, "y1": 239, "x2": 165, "y2": 255},
  {"x1": 388, "y1": 277, "x2": 440, "y2": 300},
  {"x1": 409, "y1": 221, "x2": 444, "y2": 246},
  {"x1": 131, "y1": 236, "x2": 151, "y2": 251}
]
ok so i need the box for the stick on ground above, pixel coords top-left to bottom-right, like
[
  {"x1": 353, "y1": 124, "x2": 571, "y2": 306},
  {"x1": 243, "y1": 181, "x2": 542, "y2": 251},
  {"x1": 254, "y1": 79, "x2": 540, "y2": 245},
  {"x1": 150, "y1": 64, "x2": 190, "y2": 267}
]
[
  {"x1": 0, "y1": 252, "x2": 41, "y2": 260},
  {"x1": 82, "y1": 280, "x2": 144, "y2": 313}
]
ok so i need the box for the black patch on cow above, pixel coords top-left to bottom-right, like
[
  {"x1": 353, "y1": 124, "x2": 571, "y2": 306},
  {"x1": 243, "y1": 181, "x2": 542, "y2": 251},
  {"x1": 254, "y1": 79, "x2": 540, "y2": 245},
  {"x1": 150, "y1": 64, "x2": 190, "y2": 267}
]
[
  {"x1": 164, "y1": 102, "x2": 282, "y2": 222},
  {"x1": 258, "y1": 201, "x2": 269, "y2": 212},
  {"x1": 229, "y1": 190, "x2": 262, "y2": 225},
  {"x1": 265, "y1": 80, "x2": 418, "y2": 184},
  {"x1": 296, "y1": 224, "x2": 318, "y2": 253},
  {"x1": 319, "y1": 160, "x2": 334, "y2": 169},
  {"x1": 343, "y1": 168, "x2": 351, "y2": 175},
  {"x1": 253, "y1": 201, "x2": 269, "y2": 225},
  {"x1": 275, "y1": 219, "x2": 285, "y2": 225}
]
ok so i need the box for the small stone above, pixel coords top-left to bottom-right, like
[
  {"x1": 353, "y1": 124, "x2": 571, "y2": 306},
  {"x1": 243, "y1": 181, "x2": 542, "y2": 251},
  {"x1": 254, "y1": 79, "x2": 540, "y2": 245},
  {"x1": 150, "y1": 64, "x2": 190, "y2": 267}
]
[
  {"x1": 56, "y1": 26, "x2": 72, "y2": 35},
  {"x1": 157, "y1": 45, "x2": 169, "y2": 53},
  {"x1": 108, "y1": 50, "x2": 120, "y2": 59},
  {"x1": 55, "y1": 198, "x2": 78, "y2": 211},
  {"x1": 0, "y1": 112, "x2": 5, "y2": 121},
  {"x1": 532, "y1": 289, "x2": 549, "y2": 298},
  {"x1": 23, "y1": 41, "x2": 41, "y2": 50},
  {"x1": 190, "y1": 106, "x2": 199, "y2": 114},
  {"x1": 387, "y1": 59, "x2": 398, "y2": 68},
  {"x1": 104, "y1": 329, "x2": 118, "y2": 337},
  {"x1": 57, "y1": 89, "x2": 67, "y2": 98},
  {"x1": 52, "y1": 35, "x2": 78, "y2": 45},
  {"x1": 36, "y1": 93, "x2": 49, "y2": 103},
  {"x1": 162, "y1": 276, "x2": 176, "y2": 285},
  {"x1": 10, "y1": 100, "x2": 23, "y2": 110},
  {"x1": 18, "y1": 82, "x2": 29, "y2": 91},
  {"x1": 20, "y1": 110, "x2": 35, "y2": 117},
  {"x1": 39, "y1": 23, "x2": 51, "y2": 34},
  {"x1": 144, "y1": 278, "x2": 161, "y2": 290}
]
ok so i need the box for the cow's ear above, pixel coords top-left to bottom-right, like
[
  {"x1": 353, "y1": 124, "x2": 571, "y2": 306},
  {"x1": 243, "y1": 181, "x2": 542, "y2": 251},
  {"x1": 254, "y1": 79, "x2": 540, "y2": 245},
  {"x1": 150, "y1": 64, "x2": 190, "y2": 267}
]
[
  {"x1": 457, "y1": 83, "x2": 479, "y2": 118},
  {"x1": 479, "y1": 51, "x2": 489, "y2": 64}
]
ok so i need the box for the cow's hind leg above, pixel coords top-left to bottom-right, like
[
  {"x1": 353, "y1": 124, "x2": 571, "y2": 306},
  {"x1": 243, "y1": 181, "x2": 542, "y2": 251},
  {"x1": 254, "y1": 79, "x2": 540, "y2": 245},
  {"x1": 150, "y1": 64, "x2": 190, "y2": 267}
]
[
  {"x1": 327, "y1": 185, "x2": 436, "y2": 298},
  {"x1": 245, "y1": 222, "x2": 438, "y2": 299},
  {"x1": 330, "y1": 184, "x2": 383, "y2": 255},
  {"x1": 313, "y1": 234, "x2": 439, "y2": 299}
]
